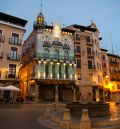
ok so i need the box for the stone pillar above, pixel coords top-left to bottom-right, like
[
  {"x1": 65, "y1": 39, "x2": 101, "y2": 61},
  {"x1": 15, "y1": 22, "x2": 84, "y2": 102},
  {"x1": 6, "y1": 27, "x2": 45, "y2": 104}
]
[
  {"x1": 80, "y1": 109, "x2": 91, "y2": 129},
  {"x1": 50, "y1": 62, "x2": 53, "y2": 79},
  {"x1": 55, "y1": 85, "x2": 59, "y2": 103},
  {"x1": 57, "y1": 62, "x2": 60, "y2": 79},
  {"x1": 63, "y1": 63, "x2": 66, "y2": 79},
  {"x1": 95, "y1": 89, "x2": 100, "y2": 102},
  {"x1": 74, "y1": 64, "x2": 76, "y2": 79},
  {"x1": 69, "y1": 63, "x2": 72, "y2": 79},
  {"x1": 43, "y1": 61, "x2": 46, "y2": 78},
  {"x1": 35, "y1": 84, "x2": 39, "y2": 103},
  {"x1": 38, "y1": 60, "x2": 41, "y2": 78},
  {"x1": 79, "y1": 35, "x2": 92, "y2": 103}
]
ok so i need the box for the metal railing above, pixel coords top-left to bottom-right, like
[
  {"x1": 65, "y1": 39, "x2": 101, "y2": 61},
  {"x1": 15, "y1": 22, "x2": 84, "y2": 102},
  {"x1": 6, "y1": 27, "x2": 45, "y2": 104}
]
[
  {"x1": 7, "y1": 53, "x2": 20, "y2": 61},
  {"x1": 34, "y1": 52, "x2": 74, "y2": 62},
  {"x1": 9, "y1": 37, "x2": 21, "y2": 46}
]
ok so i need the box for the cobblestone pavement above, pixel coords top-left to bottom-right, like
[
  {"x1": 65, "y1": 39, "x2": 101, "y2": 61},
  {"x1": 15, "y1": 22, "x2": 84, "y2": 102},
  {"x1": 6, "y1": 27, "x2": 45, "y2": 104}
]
[{"x1": 0, "y1": 104, "x2": 54, "y2": 129}]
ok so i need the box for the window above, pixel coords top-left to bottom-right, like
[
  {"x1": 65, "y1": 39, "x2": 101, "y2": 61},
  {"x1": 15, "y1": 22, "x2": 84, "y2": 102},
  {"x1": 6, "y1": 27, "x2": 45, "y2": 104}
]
[
  {"x1": 52, "y1": 64, "x2": 55, "y2": 78},
  {"x1": 76, "y1": 34, "x2": 80, "y2": 40},
  {"x1": 102, "y1": 55, "x2": 105, "y2": 60},
  {"x1": 87, "y1": 47, "x2": 92, "y2": 54},
  {"x1": 10, "y1": 47, "x2": 17, "y2": 59},
  {"x1": 0, "y1": 30, "x2": 2, "y2": 36},
  {"x1": 86, "y1": 36, "x2": 90, "y2": 42},
  {"x1": 54, "y1": 49, "x2": 59, "y2": 59},
  {"x1": 65, "y1": 65, "x2": 69, "y2": 79},
  {"x1": 45, "y1": 64, "x2": 49, "y2": 78},
  {"x1": 44, "y1": 49, "x2": 49, "y2": 58},
  {"x1": 76, "y1": 46, "x2": 80, "y2": 53},
  {"x1": 45, "y1": 36, "x2": 49, "y2": 42},
  {"x1": 9, "y1": 33, "x2": 19, "y2": 45},
  {"x1": 88, "y1": 60, "x2": 92, "y2": 69},
  {"x1": 9, "y1": 64, "x2": 16, "y2": 78},
  {"x1": 64, "y1": 51, "x2": 69, "y2": 60},
  {"x1": 76, "y1": 59, "x2": 81, "y2": 68}
]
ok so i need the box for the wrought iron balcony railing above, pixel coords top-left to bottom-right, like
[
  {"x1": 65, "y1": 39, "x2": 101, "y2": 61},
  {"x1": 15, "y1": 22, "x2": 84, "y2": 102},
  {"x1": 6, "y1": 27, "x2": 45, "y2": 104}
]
[
  {"x1": 0, "y1": 52, "x2": 3, "y2": 59},
  {"x1": 34, "y1": 52, "x2": 74, "y2": 62},
  {"x1": 63, "y1": 43, "x2": 70, "y2": 50},
  {"x1": 9, "y1": 37, "x2": 21, "y2": 46},
  {"x1": 7, "y1": 53, "x2": 20, "y2": 61},
  {"x1": 43, "y1": 41, "x2": 51, "y2": 47},
  {"x1": 52, "y1": 41, "x2": 63, "y2": 46},
  {"x1": 0, "y1": 35, "x2": 5, "y2": 42}
]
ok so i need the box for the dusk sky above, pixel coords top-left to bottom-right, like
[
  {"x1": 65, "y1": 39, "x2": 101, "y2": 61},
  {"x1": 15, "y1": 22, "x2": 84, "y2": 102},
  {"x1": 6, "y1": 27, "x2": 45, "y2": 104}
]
[{"x1": 1, "y1": 0, "x2": 120, "y2": 55}]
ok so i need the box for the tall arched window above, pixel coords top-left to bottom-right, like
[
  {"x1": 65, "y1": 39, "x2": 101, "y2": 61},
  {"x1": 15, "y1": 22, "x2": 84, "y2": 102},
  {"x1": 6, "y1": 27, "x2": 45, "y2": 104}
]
[
  {"x1": 44, "y1": 49, "x2": 49, "y2": 58},
  {"x1": 64, "y1": 51, "x2": 69, "y2": 60},
  {"x1": 55, "y1": 49, "x2": 59, "y2": 59}
]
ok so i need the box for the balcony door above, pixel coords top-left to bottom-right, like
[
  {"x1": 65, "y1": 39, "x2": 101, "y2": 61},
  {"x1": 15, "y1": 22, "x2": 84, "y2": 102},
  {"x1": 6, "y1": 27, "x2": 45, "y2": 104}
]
[
  {"x1": 10, "y1": 47, "x2": 17, "y2": 60},
  {"x1": 9, "y1": 64, "x2": 16, "y2": 78},
  {"x1": 45, "y1": 64, "x2": 49, "y2": 78}
]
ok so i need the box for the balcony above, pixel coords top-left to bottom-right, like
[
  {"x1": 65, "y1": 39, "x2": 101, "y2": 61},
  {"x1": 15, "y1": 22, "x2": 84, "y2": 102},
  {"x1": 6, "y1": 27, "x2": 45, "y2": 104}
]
[
  {"x1": 52, "y1": 41, "x2": 63, "y2": 47},
  {"x1": 34, "y1": 52, "x2": 75, "y2": 62},
  {"x1": 0, "y1": 52, "x2": 3, "y2": 59},
  {"x1": 7, "y1": 53, "x2": 20, "y2": 61},
  {"x1": 43, "y1": 41, "x2": 51, "y2": 47},
  {"x1": 9, "y1": 37, "x2": 21, "y2": 46},
  {"x1": 63, "y1": 43, "x2": 70, "y2": 50},
  {"x1": 0, "y1": 35, "x2": 5, "y2": 42},
  {"x1": 32, "y1": 72, "x2": 73, "y2": 80}
]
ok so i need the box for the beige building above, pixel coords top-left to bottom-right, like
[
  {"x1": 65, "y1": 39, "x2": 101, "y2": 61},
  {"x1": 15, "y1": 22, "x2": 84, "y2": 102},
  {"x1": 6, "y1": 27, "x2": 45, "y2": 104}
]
[
  {"x1": 107, "y1": 53, "x2": 120, "y2": 102},
  {"x1": 67, "y1": 23, "x2": 104, "y2": 102},
  {"x1": 0, "y1": 12, "x2": 27, "y2": 99}
]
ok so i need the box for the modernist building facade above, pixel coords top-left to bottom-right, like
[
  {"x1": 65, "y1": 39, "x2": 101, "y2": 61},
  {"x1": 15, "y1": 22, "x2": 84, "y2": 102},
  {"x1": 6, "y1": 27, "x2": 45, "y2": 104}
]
[
  {"x1": 19, "y1": 12, "x2": 76, "y2": 102},
  {"x1": 0, "y1": 12, "x2": 27, "y2": 98}
]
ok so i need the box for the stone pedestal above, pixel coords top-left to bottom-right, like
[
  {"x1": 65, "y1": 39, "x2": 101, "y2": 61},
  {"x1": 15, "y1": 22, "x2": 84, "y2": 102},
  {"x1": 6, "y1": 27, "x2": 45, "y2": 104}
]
[{"x1": 80, "y1": 109, "x2": 91, "y2": 129}]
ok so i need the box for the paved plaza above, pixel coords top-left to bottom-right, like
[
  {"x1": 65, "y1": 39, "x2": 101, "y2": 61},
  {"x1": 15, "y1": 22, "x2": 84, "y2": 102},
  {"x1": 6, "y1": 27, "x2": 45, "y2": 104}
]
[
  {"x1": 0, "y1": 104, "x2": 58, "y2": 129},
  {"x1": 0, "y1": 102, "x2": 120, "y2": 129}
]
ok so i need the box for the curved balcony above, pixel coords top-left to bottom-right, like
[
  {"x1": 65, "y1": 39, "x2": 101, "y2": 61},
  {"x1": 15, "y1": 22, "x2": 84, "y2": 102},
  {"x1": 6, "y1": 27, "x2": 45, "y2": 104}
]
[
  {"x1": 63, "y1": 43, "x2": 70, "y2": 50},
  {"x1": 43, "y1": 41, "x2": 51, "y2": 47},
  {"x1": 52, "y1": 41, "x2": 63, "y2": 47}
]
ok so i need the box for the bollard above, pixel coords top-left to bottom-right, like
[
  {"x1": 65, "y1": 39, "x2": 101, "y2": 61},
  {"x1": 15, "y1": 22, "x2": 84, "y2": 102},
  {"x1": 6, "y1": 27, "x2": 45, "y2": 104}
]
[
  {"x1": 63, "y1": 109, "x2": 71, "y2": 121},
  {"x1": 60, "y1": 109, "x2": 71, "y2": 129},
  {"x1": 80, "y1": 109, "x2": 91, "y2": 129}
]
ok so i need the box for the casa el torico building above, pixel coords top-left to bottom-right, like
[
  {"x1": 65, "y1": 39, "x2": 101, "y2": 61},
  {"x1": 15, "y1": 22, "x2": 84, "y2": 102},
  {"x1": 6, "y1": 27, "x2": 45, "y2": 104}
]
[
  {"x1": 19, "y1": 11, "x2": 76, "y2": 102},
  {"x1": 0, "y1": 12, "x2": 27, "y2": 98},
  {"x1": 67, "y1": 23, "x2": 104, "y2": 102}
]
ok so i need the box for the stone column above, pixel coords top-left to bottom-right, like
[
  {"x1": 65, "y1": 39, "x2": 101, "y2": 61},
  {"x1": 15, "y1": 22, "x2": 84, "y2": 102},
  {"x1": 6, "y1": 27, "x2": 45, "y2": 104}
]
[
  {"x1": 55, "y1": 85, "x2": 59, "y2": 103},
  {"x1": 43, "y1": 61, "x2": 46, "y2": 78},
  {"x1": 35, "y1": 84, "x2": 39, "y2": 103},
  {"x1": 63, "y1": 63, "x2": 66, "y2": 79},
  {"x1": 79, "y1": 35, "x2": 92, "y2": 103},
  {"x1": 57, "y1": 62, "x2": 60, "y2": 79},
  {"x1": 95, "y1": 89, "x2": 100, "y2": 102},
  {"x1": 69, "y1": 63, "x2": 72, "y2": 79},
  {"x1": 50, "y1": 62, "x2": 53, "y2": 79},
  {"x1": 74, "y1": 64, "x2": 76, "y2": 79},
  {"x1": 38, "y1": 60, "x2": 41, "y2": 78}
]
